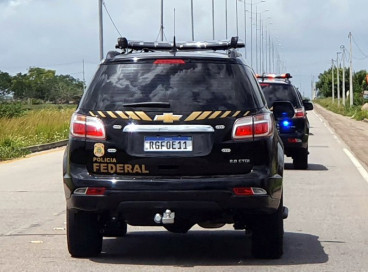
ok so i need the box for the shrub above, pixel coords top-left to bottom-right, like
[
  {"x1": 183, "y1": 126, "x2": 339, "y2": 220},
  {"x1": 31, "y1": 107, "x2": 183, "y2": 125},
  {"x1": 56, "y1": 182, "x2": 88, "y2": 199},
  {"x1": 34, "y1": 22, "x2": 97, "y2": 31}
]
[{"x1": 0, "y1": 102, "x2": 26, "y2": 118}]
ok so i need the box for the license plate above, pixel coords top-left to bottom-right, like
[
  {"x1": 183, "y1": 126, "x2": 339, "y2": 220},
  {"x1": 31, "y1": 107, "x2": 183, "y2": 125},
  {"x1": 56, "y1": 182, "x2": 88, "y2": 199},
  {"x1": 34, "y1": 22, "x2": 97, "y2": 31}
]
[{"x1": 144, "y1": 136, "x2": 192, "y2": 152}]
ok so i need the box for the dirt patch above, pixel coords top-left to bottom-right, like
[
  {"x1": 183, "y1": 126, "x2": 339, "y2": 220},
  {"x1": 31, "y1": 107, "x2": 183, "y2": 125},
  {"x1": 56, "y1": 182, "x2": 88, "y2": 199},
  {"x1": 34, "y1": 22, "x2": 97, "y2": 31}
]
[{"x1": 314, "y1": 104, "x2": 368, "y2": 170}]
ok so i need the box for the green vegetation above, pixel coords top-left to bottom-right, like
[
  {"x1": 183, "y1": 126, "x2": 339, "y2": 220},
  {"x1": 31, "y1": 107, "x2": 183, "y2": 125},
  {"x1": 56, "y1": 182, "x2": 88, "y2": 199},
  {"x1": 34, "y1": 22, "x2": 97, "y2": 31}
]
[
  {"x1": 316, "y1": 68, "x2": 368, "y2": 104},
  {"x1": 0, "y1": 102, "x2": 26, "y2": 118},
  {"x1": 0, "y1": 67, "x2": 82, "y2": 160},
  {"x1": 0, "y1": 105, "x2": 75, "y2": 161},
  {"x1": 314, "y1": 98, "x2": 368, "y2": 121},
  {"x1": 315, "y1": 68, "x2": 368, "y2": 121},
  {"x1": 0, "y1": 67, "x2": 84, "y2": 103}
]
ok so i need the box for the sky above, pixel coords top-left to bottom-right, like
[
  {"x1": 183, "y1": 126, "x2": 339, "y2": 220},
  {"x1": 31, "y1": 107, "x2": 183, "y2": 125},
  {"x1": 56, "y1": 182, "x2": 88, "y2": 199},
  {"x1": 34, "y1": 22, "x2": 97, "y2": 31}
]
[{"x1": 1, "y1": 0, "x2": 368, "y2": 99}]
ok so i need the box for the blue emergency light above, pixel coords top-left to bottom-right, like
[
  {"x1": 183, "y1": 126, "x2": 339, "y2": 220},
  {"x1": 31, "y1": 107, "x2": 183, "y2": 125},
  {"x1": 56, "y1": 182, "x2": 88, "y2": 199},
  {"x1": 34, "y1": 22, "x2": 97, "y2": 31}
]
[
  {"x1": 282, "y1": 120, "x2": 291, "y2": 128},
  {"x1": 279, "y1": 118, "x2": 293, "y2": 132}
]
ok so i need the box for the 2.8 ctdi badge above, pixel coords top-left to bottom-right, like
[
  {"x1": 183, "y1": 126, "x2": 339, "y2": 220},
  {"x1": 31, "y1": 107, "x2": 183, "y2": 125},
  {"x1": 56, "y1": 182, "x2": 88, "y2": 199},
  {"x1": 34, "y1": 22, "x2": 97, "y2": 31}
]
[{"x1": 94, "y1": 143, "x2": 105, "y2": 157}]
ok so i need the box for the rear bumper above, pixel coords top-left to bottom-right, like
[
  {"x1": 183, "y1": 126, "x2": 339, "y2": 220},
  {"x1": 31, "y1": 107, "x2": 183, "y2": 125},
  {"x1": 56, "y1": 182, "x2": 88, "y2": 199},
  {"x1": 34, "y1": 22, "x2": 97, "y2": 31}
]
[
  {"x1": 280, "y1": 132, "x2": 308, "y2": 153},
  {"x1": 64, "y1": 164, "x2": 282, "y2": 224}
]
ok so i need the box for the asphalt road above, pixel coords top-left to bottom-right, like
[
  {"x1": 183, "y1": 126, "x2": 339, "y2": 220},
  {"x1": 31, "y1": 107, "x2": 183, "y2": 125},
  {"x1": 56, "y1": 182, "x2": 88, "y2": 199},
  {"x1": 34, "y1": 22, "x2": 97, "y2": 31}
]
[{"x1": 0, "y1": 110, "x2": 367, "y2": 272}]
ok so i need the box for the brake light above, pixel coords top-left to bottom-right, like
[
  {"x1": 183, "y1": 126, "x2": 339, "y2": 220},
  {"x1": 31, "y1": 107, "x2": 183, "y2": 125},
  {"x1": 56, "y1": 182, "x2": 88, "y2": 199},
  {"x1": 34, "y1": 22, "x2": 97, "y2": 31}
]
[
  {"x1": 70, "y1": 113, "x2": 106, "y2": 139},
  {"x1": 294, "y1": 108, "x2": 305, "y2": 118},
  {"x1": 86, "y1": 187, "x2": 106, "y2": 195},
  {"x1": 233, "y1": 187, "x2": 254, "y2": 196},
  {"x1": 288, "y1": 138, "x2": 302, "y2": 143},
  {"x1": 154, "y1": 59, "x2": 186, "y2": 64},
  {"x1": 232, "y1": 113, "x2": 273, "y2": 139}
]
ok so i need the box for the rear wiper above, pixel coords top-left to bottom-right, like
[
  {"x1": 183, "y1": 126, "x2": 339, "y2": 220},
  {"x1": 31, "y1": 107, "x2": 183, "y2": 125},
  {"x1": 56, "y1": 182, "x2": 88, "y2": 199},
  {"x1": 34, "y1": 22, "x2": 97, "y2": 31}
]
[{"x1": 123, "y1": 102, "x2": 171, "y2": 108}]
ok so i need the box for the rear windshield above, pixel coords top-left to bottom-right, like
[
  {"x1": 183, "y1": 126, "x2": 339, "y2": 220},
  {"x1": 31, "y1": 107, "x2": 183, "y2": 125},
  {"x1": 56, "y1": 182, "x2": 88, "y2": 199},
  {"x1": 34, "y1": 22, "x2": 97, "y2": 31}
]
[
  {"x1": 79, "y1": 61, "x2": 259, "y2": 111},
  {"x1": 260, "y1": 83, "x2": 301, "y2": 108}
]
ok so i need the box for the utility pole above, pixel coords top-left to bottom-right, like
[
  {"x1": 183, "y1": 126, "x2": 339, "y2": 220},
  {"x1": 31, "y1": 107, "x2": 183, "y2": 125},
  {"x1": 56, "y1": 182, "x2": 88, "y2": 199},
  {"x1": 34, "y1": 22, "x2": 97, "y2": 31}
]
[
  {"x1": 272, "y1": 42, "x2": 275, "y2": 72},
  {"x1": 255, "y1": 6, "x2": 258, "y2": 72},
  {"x1": 98, "y1": 0, "x2": 103, "y2": 61},
  {"x1": 340, "y1": 45, "x2": 346, "y2": 106},
  {"x1": 260, "y1": 15, "x2": 263, "y2": 72},
  {"x1": 212, "y1": 0, "x2": 215, "y2": 40},
  {"x1": 268, "y1": 33, "x2": 271, "y2": 72},
  {"x1": 225, "y1": 0, "x2": 228, "y2": 39},
  {"x1": 250, "y1": 0, "x2": 253, "y2": 66},
  {"x1": 337, "y1": 52, "x2": 341, "y2": 105},
  {"x1": 191, "y1": 0, "x2": 194, "y2": 41},
  {"x1": 331, "y1": 59, "x2": 335, "y2": 102},
  {"x1": 349, "y1": 32, "x2": 353, "y2": 107},
  {"x1": 160, "y1": 0, "x2": 164, "y2": 41},
  {"x1": 243, "y1": 0, "x2": 247, "y2": 58},
  {"x1": 82, "y1": 59, "x2": 86, "y2": 91},
  {"x1": 236, "y1": 0, "x2": 239, "y2": 36}
]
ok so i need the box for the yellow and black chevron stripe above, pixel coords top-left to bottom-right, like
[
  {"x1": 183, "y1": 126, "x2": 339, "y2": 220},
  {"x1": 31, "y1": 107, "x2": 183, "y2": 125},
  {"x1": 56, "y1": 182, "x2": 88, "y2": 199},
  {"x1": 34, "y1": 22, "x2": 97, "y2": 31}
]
[{"x1": 89, "y1": 110, "x2": 251, "y2": 122}]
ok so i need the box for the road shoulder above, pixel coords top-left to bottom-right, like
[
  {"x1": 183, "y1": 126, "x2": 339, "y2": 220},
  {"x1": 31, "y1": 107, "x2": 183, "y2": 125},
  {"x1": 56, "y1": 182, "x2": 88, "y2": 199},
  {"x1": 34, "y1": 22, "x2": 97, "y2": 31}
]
[{"x1": 313, "y1": 104, "x2": 368, "y2": 171}]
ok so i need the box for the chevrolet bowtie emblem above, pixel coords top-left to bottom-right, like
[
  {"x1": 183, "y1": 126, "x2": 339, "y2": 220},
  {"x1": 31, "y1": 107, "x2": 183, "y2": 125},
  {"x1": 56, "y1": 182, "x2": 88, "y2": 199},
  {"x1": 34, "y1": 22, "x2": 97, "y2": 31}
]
[{"x1": 154, "y1": 113, "x2": 182, "y2": 123}]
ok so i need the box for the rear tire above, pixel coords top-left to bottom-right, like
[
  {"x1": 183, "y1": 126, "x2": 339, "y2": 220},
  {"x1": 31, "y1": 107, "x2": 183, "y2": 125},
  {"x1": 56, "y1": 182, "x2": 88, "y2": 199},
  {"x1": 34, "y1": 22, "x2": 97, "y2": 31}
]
[
  {"x1": 67, "y1": 209, "x2": 103, "y2": 258},
  {"x1": 251, "y1": 198, "x2": 284, "y2": 259},
  {"x1": 293, "y1": 149, "x2": 308, "y2": 169}
]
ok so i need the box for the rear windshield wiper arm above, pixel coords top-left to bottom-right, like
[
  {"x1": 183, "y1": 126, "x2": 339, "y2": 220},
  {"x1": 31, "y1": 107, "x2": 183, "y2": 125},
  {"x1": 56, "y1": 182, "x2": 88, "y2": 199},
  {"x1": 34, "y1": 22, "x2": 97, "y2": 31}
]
[{"x1": 123, "y1": 102, "x2": 171, "y2": 108}]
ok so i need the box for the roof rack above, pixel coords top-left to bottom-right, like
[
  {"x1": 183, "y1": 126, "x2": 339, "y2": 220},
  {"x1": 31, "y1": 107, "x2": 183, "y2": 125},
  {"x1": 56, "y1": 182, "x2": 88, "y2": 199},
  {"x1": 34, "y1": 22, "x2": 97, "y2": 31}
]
[{"x1": 115, "y1": 36, "x2": 245, "y2": 52}]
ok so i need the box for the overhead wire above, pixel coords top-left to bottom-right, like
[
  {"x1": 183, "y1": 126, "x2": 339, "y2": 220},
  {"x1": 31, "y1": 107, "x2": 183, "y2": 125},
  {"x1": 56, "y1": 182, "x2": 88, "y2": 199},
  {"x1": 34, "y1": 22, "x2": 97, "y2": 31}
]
[
  {"x1": 351, "y1": 34, "x2": 368, "y2": 60},
  {"x1": 102, "y1": 1, "x2": 123, "y2": 37}
]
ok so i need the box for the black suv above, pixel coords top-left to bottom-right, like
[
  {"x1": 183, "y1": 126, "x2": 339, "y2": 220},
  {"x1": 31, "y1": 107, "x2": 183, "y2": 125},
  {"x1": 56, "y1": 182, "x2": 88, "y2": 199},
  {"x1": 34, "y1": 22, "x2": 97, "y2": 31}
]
[
  {"x1": 257, "y1": 74, "x2": 313, "y2": 169},
  {"x1": 63, "y1": 37, "x2": 290, "y2": 259}
]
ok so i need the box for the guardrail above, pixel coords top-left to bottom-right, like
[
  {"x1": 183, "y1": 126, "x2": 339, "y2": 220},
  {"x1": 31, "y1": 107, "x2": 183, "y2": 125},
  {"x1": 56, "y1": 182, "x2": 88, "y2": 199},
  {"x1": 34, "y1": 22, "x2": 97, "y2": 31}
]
[{"x1": 24, "y1": 140, "x2": 69, "y2": 153}]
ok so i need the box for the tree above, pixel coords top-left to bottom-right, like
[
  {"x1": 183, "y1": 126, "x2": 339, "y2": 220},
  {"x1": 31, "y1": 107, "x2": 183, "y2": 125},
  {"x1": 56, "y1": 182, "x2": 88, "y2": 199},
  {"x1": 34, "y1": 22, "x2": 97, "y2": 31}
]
[
  {"x1": 7, "y1": 67, "x2": 83, "y2": 103},
  {"x1": 316, "y1": 68, "x2": 333, "y2": 97},
  {"x1": 0, "y1": 71, "x2": 12, "y2": 96},
  {"x1": 11, "y1": 73, "x2": 33, "y2": 99},
  {"x1": 316, "y1": 68, "x2": 367, "y2": 104}
]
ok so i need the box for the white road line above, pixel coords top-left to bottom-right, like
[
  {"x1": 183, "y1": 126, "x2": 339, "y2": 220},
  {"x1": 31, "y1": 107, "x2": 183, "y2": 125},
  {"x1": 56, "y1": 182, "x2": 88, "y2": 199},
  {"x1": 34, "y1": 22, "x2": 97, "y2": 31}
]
[
  {"x1": 314, "y1": 111, "x2": 341, "y2": 142},
  {"x1": 343, "y1": 148, "x2": 368, "y2": 184},
  {"x1": 314, "y1": 110, "x2": 368, "y2": 184}
]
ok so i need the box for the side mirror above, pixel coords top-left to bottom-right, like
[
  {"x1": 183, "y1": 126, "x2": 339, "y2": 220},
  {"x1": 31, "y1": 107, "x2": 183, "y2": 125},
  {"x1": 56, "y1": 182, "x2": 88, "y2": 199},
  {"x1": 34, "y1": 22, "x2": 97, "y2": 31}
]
[
  {"x1": 272, "y1": 101, "x2": 295, "y2": 120},
  {"x1": 302, "y1": 100, "x2": 314, "y2": 111}
]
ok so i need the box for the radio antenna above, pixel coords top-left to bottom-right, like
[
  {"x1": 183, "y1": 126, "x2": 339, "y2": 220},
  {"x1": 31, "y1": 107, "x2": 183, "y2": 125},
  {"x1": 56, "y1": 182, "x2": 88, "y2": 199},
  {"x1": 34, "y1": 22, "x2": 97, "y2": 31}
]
[
  {"x1": 174, "y1": 8, "x2": 176, "y2": 37},
  {"x1": 171, "y1": 8, "x2": 177, "y2": 52}
]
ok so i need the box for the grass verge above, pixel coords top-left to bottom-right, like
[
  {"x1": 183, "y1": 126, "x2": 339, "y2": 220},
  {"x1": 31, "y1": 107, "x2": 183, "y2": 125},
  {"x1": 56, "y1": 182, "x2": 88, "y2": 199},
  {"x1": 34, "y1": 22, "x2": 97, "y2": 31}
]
[
  {"x1": 0, "y1": 107, "x2": 75, "y2": 161},
  {"x1": 314, "y1": 98, "x2": 368, "y2": 121}
]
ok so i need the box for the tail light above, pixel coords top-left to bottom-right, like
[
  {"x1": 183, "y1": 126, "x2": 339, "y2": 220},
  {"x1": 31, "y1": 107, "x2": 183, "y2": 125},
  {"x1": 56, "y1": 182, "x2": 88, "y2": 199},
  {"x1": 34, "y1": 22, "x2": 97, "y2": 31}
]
[
  {"x1": 70, "y1": 113, "x2": 106, "y2": 139},
  {"x1": 232, "y1": 113, "x2": 273, "y2": 140},
  {"x1": 294, "y1": 108, "x2": 305, "y2": 118},
  {"x1": 233, "y1": 187, "x2": 267, "y2": 196},
  {"x1": 288, "y1": 138, "x2": 302, "y2": 143}
]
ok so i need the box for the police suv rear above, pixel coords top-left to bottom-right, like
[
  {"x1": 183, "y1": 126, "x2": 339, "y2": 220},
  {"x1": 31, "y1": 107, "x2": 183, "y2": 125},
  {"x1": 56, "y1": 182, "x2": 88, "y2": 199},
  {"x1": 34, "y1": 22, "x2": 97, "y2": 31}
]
[{"x1": 63, "y1": 37, "x2": 288, "y2": 259}]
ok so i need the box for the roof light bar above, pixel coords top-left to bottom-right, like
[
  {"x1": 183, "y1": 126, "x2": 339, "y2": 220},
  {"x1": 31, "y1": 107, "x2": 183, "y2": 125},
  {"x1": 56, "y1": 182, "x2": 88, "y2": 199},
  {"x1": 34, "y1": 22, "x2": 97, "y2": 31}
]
[
  {"x1": 115, "y1": 37, "x2": 245, "y2": 51},
  {"x1": 256, "y1": 73, "x2": 292, "y2": 79}
]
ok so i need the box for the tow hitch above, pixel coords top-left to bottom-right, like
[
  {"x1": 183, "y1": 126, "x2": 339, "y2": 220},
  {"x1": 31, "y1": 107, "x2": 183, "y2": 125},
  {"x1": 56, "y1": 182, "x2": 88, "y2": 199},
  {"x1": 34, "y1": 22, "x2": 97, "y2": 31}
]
[{"x1": 154, "y1": 209, "x2": 175, "y2": 224}]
